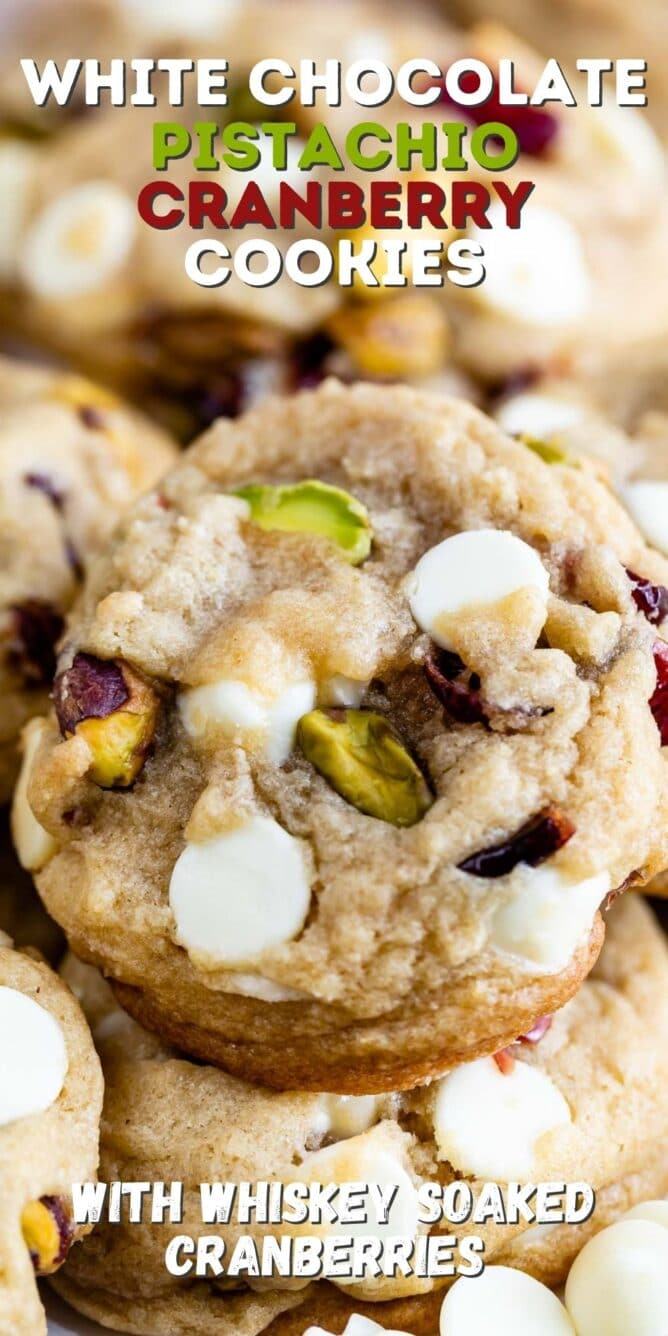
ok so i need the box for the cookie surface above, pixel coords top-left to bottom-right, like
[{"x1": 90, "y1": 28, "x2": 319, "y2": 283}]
[
  {"x1": 53, "y1": 895, "x2": 668, "y2": 1332},
  {"x1": 0, "y1": 940, "x2": 102, "y2": 1336},
  {"x1": 21, "y1": 381, "x2": 668, "y2": 1091},
  {"x1": 0, "y1": 357, "x2": 175, "y2": 804}
]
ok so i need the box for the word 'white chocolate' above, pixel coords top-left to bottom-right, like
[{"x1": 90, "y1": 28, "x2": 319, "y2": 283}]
[
  {"x1": 406, "y1": 529, "x2": 549, "y2": 650},
  {"x1": 441, "y1": 1266, "x2": 575, "y2": 1335},
  {"x1": 169, "y1": 815, "x2": 311, "y2": 967},
  {"x1": 433, "y1": 1055, "x2": 571, "y2": 1180},
  {"x1": 0, "y1": 986, "x2": 68, "y2": 1127},
  {"x1": 565, "y1": 1219, "x2": 668, "y2": 1336},
  {"x1": 623, "y1": 481, "x2": 668, "y2": 557},
  {"x1": 301, "y1": 1131, "x2": 419, "y2": 1279},
  {"x1": 180, "y1": 678, "x2": 316, "y2": 764},
  {"x1": 468, "y1": 204, "x2": 592, "y2": 326},
  {"x1": 12, "y1": 718, "x2": 58, "y2": 872},
  {"x1": 495, "y1": 392, "x2": 586, "y2": 440},
  {"x1": 314, "y1": 1094, "x2": 384, "y2": 1142},
  {"x1": 490, "y1": 866, "x2": 609, "y2": 973},
  {"x1": 21, "y1": 182, "x2": 136, "y2": 299}
]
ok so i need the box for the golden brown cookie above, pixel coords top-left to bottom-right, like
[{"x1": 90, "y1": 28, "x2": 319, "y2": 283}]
[
  {"x1": 0, "y1": 939, "x2": 102, "y2": 1336},
  {"x1": 18, "y1": 382, "x2": 668, "y2": 1091}
]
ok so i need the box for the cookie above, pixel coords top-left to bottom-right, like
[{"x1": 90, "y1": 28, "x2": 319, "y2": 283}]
[
  {"x1": 52, "y1": 895, "x2": 668, "y2": 1333},
  {"x1": 0, "y1": 938, "x2": 102, "y2": 1336},
  {"x1": 0, "y1": 356, "x2": 175, "y2": 804},
  {"x1": 17, "y1": 381, "x2": 668, "y2": 1090}
]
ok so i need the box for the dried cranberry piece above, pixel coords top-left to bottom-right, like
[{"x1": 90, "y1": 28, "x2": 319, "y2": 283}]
[
  {"x1": 78, "y1": 404, "x2": 106, "y2": 430},
  {"x1": 627, "y1": 569, "x2": 668, "y2": 626},
  {"x1": 440, "y1": 71, "x2": 560, "y2": 156},
  {"x1": 25, "y1": 1195, "x2": 75, "y2": 1275},
  {"x1": 8, "y1": 601, "x2": 64, "y2": 687},
  {"x1": 64, "y1": 538, "x2": 84, "y2": 582},
  {"x1": 292, "y1": 331, "x2": 336, "y2": 389},
  {"x1": 424, "y1": 648, "x2": 487, "y2": 724},
  {"x1": 519, "y1": 1015, "x2": 553, "y2": 1044},
  {"x1": 493, "y1": 1048, "x2": 516, "y2": 1075},
  {"x1": 458, "y1": 805, "x2": 576, "y2": 878},
  {"x1": 24, "y1": 472, "x2": 65, "y2": 512},
  {"x1": 650, "y1": 640, "x2": 668, "y2": 745},
  {"x1": 54, "y1": 652, "x2": 128, "y2": 736}
]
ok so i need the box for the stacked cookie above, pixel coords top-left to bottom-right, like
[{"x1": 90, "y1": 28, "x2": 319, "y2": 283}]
[{"x1": 5, "y1": 379, "x2": 668, "y2": 1334}]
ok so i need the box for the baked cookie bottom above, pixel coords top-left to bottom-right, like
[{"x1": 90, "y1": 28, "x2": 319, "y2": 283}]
[{"x1": 110, "y1": 920, "x2": 603, "y2": 1095}]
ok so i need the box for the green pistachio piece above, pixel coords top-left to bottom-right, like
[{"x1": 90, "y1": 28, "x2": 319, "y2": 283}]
[
  {"x1": 297, "y1": 708, "x2": 433, "y2": 827},
  {"x1": 234, "y1": 480, "x2": 372, "y2": 564},
  {"x1": 521, "y1": 435, "x2": 576, "y2": 467}
]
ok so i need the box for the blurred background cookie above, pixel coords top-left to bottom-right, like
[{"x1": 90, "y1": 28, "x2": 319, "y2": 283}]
[{"x1": 0, "y1": 357, "x2": 175, "y2": 802}]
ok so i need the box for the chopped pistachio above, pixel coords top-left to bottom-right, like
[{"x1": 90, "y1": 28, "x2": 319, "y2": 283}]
[
  {"x1": 297, "y1": 708, "x2": 433, "y2": 826},
  {"x1": 235, "y1": 479, "x2": 372, "y2": 564}
]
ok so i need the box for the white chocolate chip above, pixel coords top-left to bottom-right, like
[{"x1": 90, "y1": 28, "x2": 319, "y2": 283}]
[
  {"x1": 441, "y1": 1266, "x2": 575, "y2": 1336},
  {"x1": 589, "y1": 102, "x2": 665, "y2": 189},
  {"x1": 622, "y1": 480, "x2": 668, "y2": 556},
  {"x1": 320, "y1": 675, "x2": 368, "y2": 709},
  {"x1": 623, "y1": 1200, "x2": 668, "y2": 1230},
  {"x1": 489, "y1": 866, "x2": 609, "y2": 973},
  {"x1": 495, "y1": 393, "x2": 586, "y2": 440},
  {"x1": 179, "y1": 678, "x2": 316, "y2": 764},
  {"x1": 314, "y1": 1094, "x2": 383, "y2": 1141},
  {"x1": 119, "y1": 0, "x2": 237, "y2": 38},
  {"x1": 468, "y1": 204, "x2": 592, "y2": 326},
  {"x1": 225, "y1": 972, "x2": 306, "y2": 1002},
  {"x1": 169, "y1": 815, "x2": 312, "y2": 967},
  {"x1": 433, "y1": 1055, "x2": 571, "y2": 1180},
  {"x1": 305, "y1": 1318, "x2": 412, "y2": 1336},
  {"x1": 20, "y1": 182, "x2": 136, "y2": 299},
  {"x1": 565, "y1": 1219, "x2": 668, "y2": 1336},
  {"x1": 301, "y1": 1131, "x2": 419, "y2": 1279},
  {"x1": 0, "y1": 140, "x2": 39, "y2": 280},
  {"x1": 11, "y1": 719, "x2": 58, "y2": 872},
  {"x1": 0, "y1": 986, "x2": 68, "y2": 1127},
  {"x1": 406, "y1": 529, "x2": 549, "y2": 650}
]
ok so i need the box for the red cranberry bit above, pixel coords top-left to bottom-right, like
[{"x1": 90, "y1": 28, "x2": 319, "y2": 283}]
[
  {"x1": 440, "y1": 71, "x2": 560, "y2": 156},
  {"x1": 650, "y1": 640, "x2": 668, "y2": 745},
  {"x1": 8, "y1": 601, "x2": 64, "y2": 687},
  {"x1": 24, "y1": 472, "x2": 65, "y2": 512},
  {"x1": 458, "y1": 805, "x2": 575, "y2": 878},
  {"x1": 292, "y1": 331, "x2": 336, "y2": 389},
  {"x1": 627, "y1": 569, "x2": 668, "y2": 626},
  {"x1": 519, "y1": 1015, "x2": 553, "y2": 1044},
  {"x1": 493, "y1": 1049, "x2": 516, "y2": 1075},
  {"x1": 54, "y1": 652, "x2": 128, "y2": 736},
  {"x1": 424, "y1": 648, "x2": 487, "y2": 725}
]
